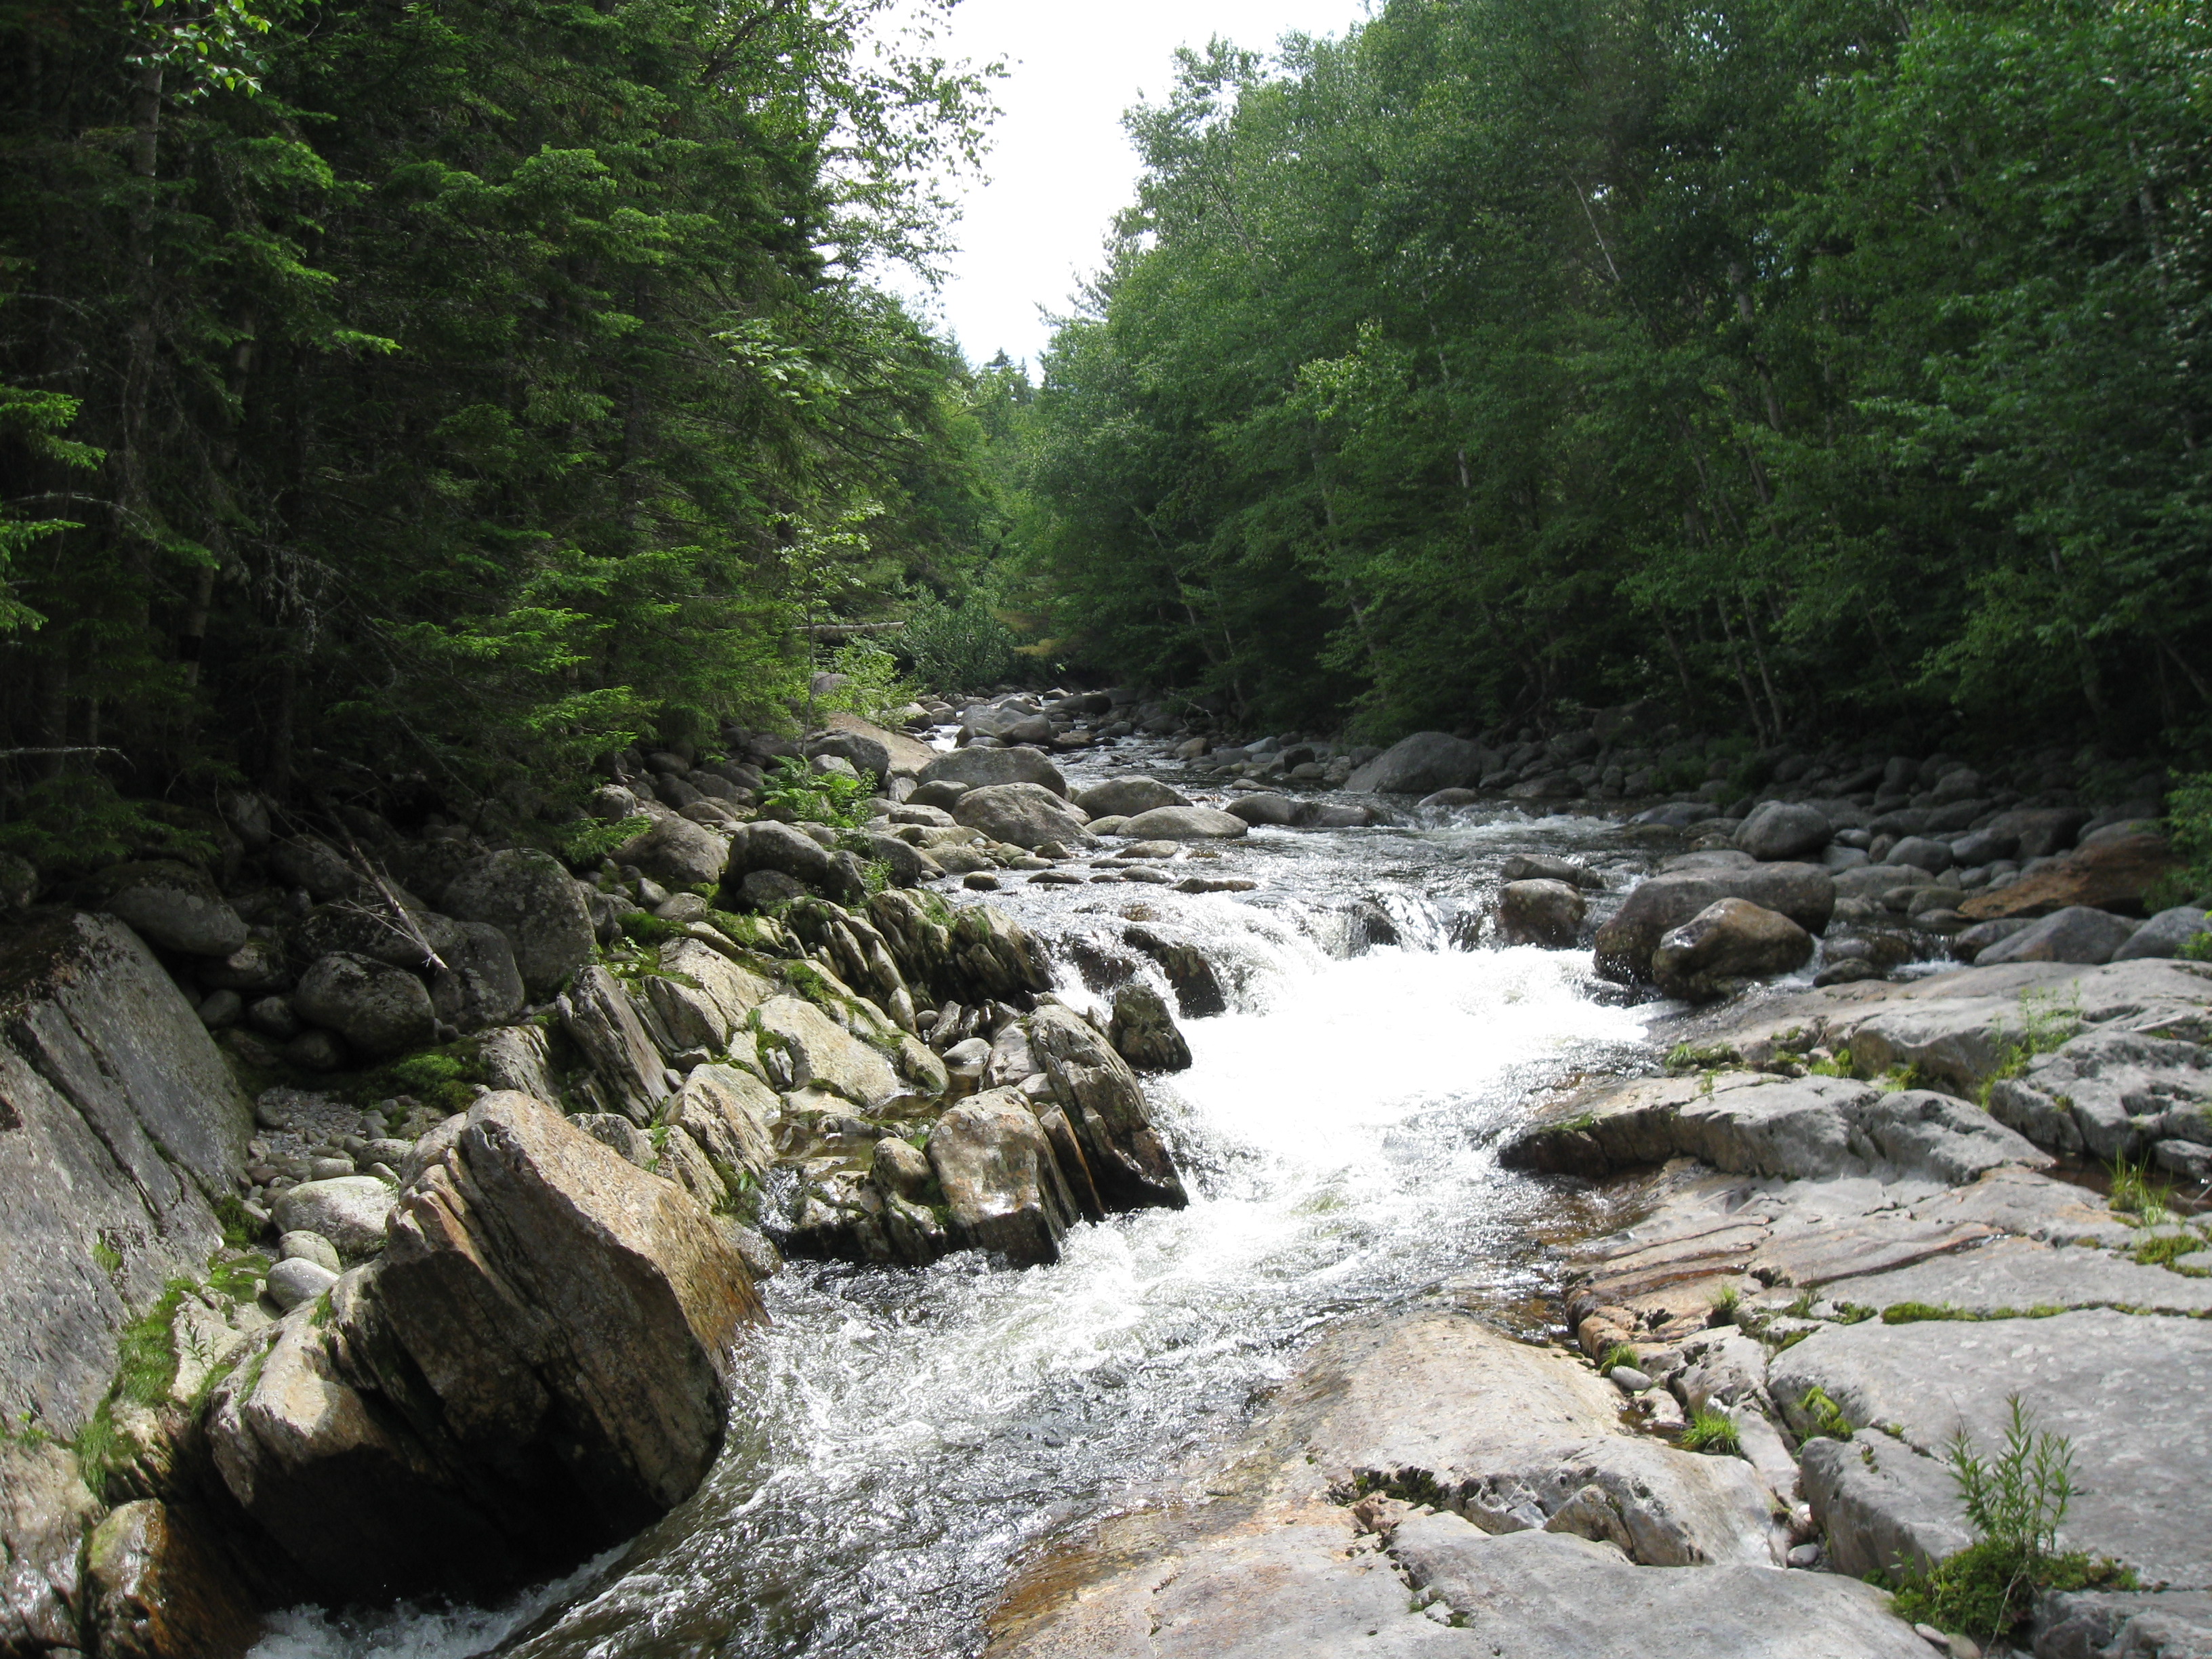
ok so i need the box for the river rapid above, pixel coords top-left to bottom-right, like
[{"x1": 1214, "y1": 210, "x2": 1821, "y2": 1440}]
[{"x1": 253, "y1": 742, "x2": 1683, "y2": 1659}]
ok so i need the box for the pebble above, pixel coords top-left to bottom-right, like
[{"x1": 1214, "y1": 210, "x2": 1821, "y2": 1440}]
[
  {"x1": 1786, "y1": 1542, "x2": 1822, "y2": 1568},
  {"x1": 277, "y1": 1231, "x2": 342, "y2": 1273},
  {"x1": 1608, "y1": 1366, "x2": 1652, "y2": 1393},
  {"x1": 266, "y1": 1256, "x2": 339, "y2": 1311},
  {"x1": 1122, "y1": 867, "x2": 1174, "y2": 885},
  {"x1": 307, "y1": 1155, "x2": 356, "y2": 1181},
  {"x1": 962, "y1": 873, "x2": 1000, "y2": 891}
]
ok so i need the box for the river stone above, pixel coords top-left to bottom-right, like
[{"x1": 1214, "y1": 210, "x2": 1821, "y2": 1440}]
[
  {"x1": 442, "y1": 848, "x2": 598, "y2": 998},
  {"x1": 559, "y1": 965, "x2": 673, "y2": 1124},
  {"x1": 1973, "y1": 905, "x2": 2139, "y2": 966},
  {"x1": 1501, "y1": 853, "x2": 1603, "y2": 890},
  {"x1": 267, "y1": 834, "x2": 364, "y2": 902},
  {"x1": 1952, "y1": 917, "x2": 2034, "y2": 963},
  {"x1": 640, "y1": 938, "x2": 776, "y2": 1052},
  {"x1": 1107, "y1": 983, "x2": 1191, "y2": 1073},
  {"x1": 84, "y1": 1497, "x2": 261, "y2": 1659},
  {"x1": 291, "y1": 897, "x2": 467, "y2": 972},
  {"x1": 928, "y1": 1087, "x2": 1082, "y2": 1266},
  {"x1": 756, "y1": 996, "x2": 904, "y2": 1110},
  {"x1": 952, "y1": 783, "x2": 1092, "y2": 850},
  {"x1": 431, "y1": 920, "x2": 526, "y2": 1032},
  {"x1": 1076, "y1": 777, "x2": 1189, "y2": 818},
  {"x1": 2114, "y1": 906, "x2": 2212, "y2": 962},
  {"x1": 1958, "y1": 831, "x2": 2175, "y2": 921},
  {"x1": 273, "y1": 1176, "x2": 396, "y2": 1258},
  {"x1": 1026, "y1": 1003, "x2": 1188, "y2": 1210},
  {"x1": 1770, "y1": 1309, "x2": 2212, "y2": 1589},
  {"x1": 1495, "y1": 879, "x2": 1586, "y2": 948},
  {"x1": 1652, "y1": 898, "x2": 1814, "y2": 1002},
  {"x1": 918, "y1": 747, "x2": 1069, "y2": 798},
  {"x1": 291, "y1": 951, "x2": 436, "y2": 1059},
  {"x1": 1305, "y1": 802, "x2": 1375, "y2": 828},
  {"x1": 1594, "y1": 863, "x2": 1835, "y2": 982},
  {"x1": 1983, "y1": 806, "x2": 2091, "y2": 861},
  {"x1": 1223, "y1": 792, "x2": 1298, "y2": 826},
  {"x1": 1118, "y1": 806, "x2": 1248, "y2": 841},
  {"x1": 1738, "y1": 802, "x2": 1832, "y2": 861},
  {"x1": 907, "y1": 779, "x2": 971, "y2": 811},
  {"x1": 266, "y1": 1255, "x2": 340, "y2": 1311},
  {"x1": 722, "y1": 819, "x2": 844, "y2": 898},
  {"x1": 279, "y1": 1230, "x2": 343, "y2": 1273},
  {"x1": 1885, "y1": 835, "x2": 1953, "y2": 874},
  {"x1": 806, "y1": 730, "x2": 889, "y2": 783},
  {"x1": 93, "y1": 861, "x2": 249, "y2": 958},
  {"x1": 1346, "y1": 731, "x2": 1488, "y2": 795},
  {"x1": 613, "y1": 811, "x2": 726, "y2": 891}
]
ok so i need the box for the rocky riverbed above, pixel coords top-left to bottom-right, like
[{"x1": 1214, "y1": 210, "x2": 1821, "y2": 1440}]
[{"x1": 0, "y1": 695, "x2": 2205, "y2": 1659}]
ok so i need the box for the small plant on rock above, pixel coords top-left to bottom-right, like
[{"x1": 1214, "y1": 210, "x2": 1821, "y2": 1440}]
[
  {"x1": 1889, "y1": 1397, "x2": 2129, "y2": 1642},
  {"x1": 1709, "y1": 1284, "x2": 1742, "y2": 1325},
  {"x1": 1800, "y1": 1387, "x2": 1853, "y2": 1441},
  {"x1": 1597, "y1": 1342, "x2": 1640, "y2": 1374},
  {"x1": 1681, "y1": 1408, "x2": 1742, "y2": 1456},
  {"x1": 2108, "y1": 1154, "x2": 2173, "y2": 1222}
]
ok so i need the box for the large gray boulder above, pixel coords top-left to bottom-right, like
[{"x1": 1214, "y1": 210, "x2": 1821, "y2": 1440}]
[
  {"x1": 1118, "y1": 806, "x2": 1248, "y2": 842},
  {"x1": 1346, "y1": 732, "x2": 1489, "y2": 795},
  {"x1": 1983, "y1": 805, "x2": 2091, "y2": 859},
  {"x1": 1107, "y1": 984, "x2": 1191, "y2": 1073},
  {"x1": 559, "y1": 964, "x2": 674, "y2": 1124},
  {"x1": 1223, "y1": 792, "x2": 1297, "y2": 827},
  {"x1": 433, "y1": 919, "x2": 527, "y2": 1030},
  {"x1": 918, "y1": 747, "x2": 1069, "y2": 798},
  {"x1": 639, "y1": 937, "x2": 776, "y2": 1052},
  {"x1": 613, "y1": 811, "x2": 727, "y2": 890},
  {"x1": 1651, "y1": 898, "x2": 1813, "y2": 1002},
  {"x1": 1075, "y1": 777, "x2": 1189, "y2": 819},
  {"x1": 926, "y1": 1088, "x2": 1084, "y2": 1266},
  {"x1": 291, "y1": 895, "x2": 466, "y2": 970},
  {"x1": 1736, "y1": 801, "x2": 1832, "y2": 861},
  {"x1": 272, "y1": 1176, "x2": 396, "y2": 1258},
  {"x1": 951, "y1": 783, "x2": 1092, "y2": 850},
  {"x1": 442, "y1": 847, "x2": 597, "y2": 998},
  {"x1": 1495, "y1": 879, "x2": 1586, "y2": 947},
  {"x1": 1594, "y1": 863, "x2": 1835, "y2": 982},
  {"x1": 209, "y1": 1092, "x2": 762, "y2": 1602},
  {"x1": 293, "y1": 951, "x2": 437, "y2": 1059},
  {"x1": 2114, "y1": 905, "x2": 2212, "y2": 961},
  {"x1": 755, "y1": 995, "x2": 905, "y2": 1110},
  {"x1": 1975, "y1": 905, "x2": 2140, "y2": 966},
  {"x1": 1026, "y1": 1004, "x2": 1188, "y2": 1211},
  {"x1": 91, "y1": 860, "x2": 248, "y2": 957}
]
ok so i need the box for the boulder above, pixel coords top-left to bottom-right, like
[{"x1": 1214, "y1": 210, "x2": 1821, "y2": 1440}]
[
  {"x1": 1495, "y1": 879, "x2": 1587, "y2": 948},
  {"x1": 84, "y1": 1497, "x2": 261, "y2": 1659},
  {"x1": 432, "y1": 920, "x2": 526, "y2": 1031},
  {"x1": 806, "y1": 730, "x2": 890, "y2": 783},
  {"x1": 1958, "y1": 830, "x2": 2176, "y2": 921},
  {"x1": 1304, "y1": 802, "x2": 1375, "y2": 828},
  {"x1": 1983, "y1": 805, "x2": 2091, "y2": 860},
  {"x1": 755, "y1": 996, "x2": 905, "y2": 1110},
  {"x1": 1076, "y1": 777, "x2": 1190, "y2": 818},
  {"x1": 91, "y1": 861, "x2": 248, "y2": 958},
  {"x1": 0, "y1": 1441, "x2": 104, "y2": 1651},
  {"x1": 290, "y1": 896, "x2": 466, "y2": 972},
  {"x1": 613, "y1": 813, "x2": 727, "y2": 891},
  {"x1": 1026, "y1": 1004, "x2": 1188, "y2": 1211},
  {"x1": 559, "y1": 965, "x2": 673, "y2": 1123},
  {"x1": 1594, "y1": 864, "x2": 1835, "y2": 982},
  {"x1": 639, "y1": 937, "x2": 776, "y2": 1052},
  {"x1": 1884, "y1": 835, "x2": 1952, "y2": 874},
  {"x1": 1224, "y1": 792, "x2": 1298, "y2": 826},
  {"x1": 211, "y1": 1094, "x2": 761, "y2": 1603},
  {"x1": 927, "y1": 1088, "x2": 1084, "y2": 1266},
  {"x1": 907, "y1": 779, "x2": 971, "y2": 811},
  {"x1": 1346, "y1": 732, "x2": 1488, "y2": 795},
  {"x1": 918, "y1": 747, "x2": 1069, "y2": 798},
  {"x1": 1651, "y1": 899, "x2": 1814, "y2": 1001},
  {"x1": 1107, "y1": 984, "x2": 1192, "y2": 1073},
  {"x1": 272, "y1": 1176, "x2": 396, "y2": 1258},
  {"x1": 2114, "y1": 906, "x2": 2212, "y2": 962},
  {"x1": 819, "y1": 711, "x2": 937, "y2": 775},
  {"x1": 1973, "y1": 905, "x2": 2140, "y2": 966},
  {"x1": 291, "y1": 951, "x2": 436, "y2": 1059},
  {"x1": 442, "y1": 848, "x2": 597, "y2": 998},
  {"x1": 1500, "y1": 853, "x2": 1603, "y2": 890},
  {"x1": 657, "y1": 1065, "x2": 777, "y2": 1199},
  {"x1": 1736, "y1": 802, "x2": 1832, "y2": 861},
  {"x1": 721, "y1": 819, "x2": 844, "y2": 899},
  {"x1": 1118, "y1": 806, "x2": 1248, "y2": 842},
  {"x1": 952, "y1": 783, "x2": 1092, "y2": 851},
  {"x1": 266, "y1": 834, "x2": 363, "y2": 901}
]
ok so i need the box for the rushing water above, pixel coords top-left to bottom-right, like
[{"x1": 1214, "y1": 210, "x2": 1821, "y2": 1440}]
[{"x1": 252, "y1": 745, "x2": 1677, "y2": 1659}]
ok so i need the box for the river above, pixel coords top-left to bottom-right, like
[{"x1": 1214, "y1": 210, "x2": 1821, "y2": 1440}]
[{"x1": 252, "y1": 742, "x2": 1676, "y2": 1659}]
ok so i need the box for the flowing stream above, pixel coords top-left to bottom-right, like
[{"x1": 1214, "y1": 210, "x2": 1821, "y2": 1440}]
[{"x1": 253, "y1": 745, "x2": 1677, "y2": 1659}]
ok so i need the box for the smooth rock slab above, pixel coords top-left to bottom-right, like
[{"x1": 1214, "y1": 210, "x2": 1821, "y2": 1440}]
[
  {"x1": 1118, "y1": 806, "x2": 1249, "y2": 841},
  {"x1": 1769, "y1": 1309, "x2": 2212, "y2": 1589},
  {"x1": 1798, "y1": 1429, "x2": 1973, "y2": 1579},
  {"x1": 1818, "y1": 1235, "x2": 2212, "y2": 1319}
]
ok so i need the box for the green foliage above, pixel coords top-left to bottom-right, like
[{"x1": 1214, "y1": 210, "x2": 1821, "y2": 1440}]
[
  {"x1": 91, "y1": 1237, "x2": 122, "y2": 1276},
  {"x1": 1801, "y1": 1387, "x2": 1854, "y2": 1441},
  {"x1": 2109, "y1": 1154, "x2": 2174, "y2": 1222},
  {"x1": 373, "y1": 1049, "x2": 483, "y2": 1114},
  {"x1": 1597, "y1": 1342, "x2": 1639, "y2": 1374},
  {"x1": 1710, "y1": 1284, "x2": 1742, "y2": 1324},
  {"x1": 2132, "y1": 1228, "x2": 2209, "y2": 1272},
  {"x1": 898, "y1": 588, "x2": 1021, "y2": 691},
  {"x1": 1890, "y1": 1397, "x2": 2126, "y2": 1641},
  {"x1": 1681, "y1": 1409, "x2": 1742, "y2": 1457},
  {"x1": 1805, "y1": 1048, "x2": 1856, "y2": 1080},
  {"x1": 1980, "y1": 989, "x2": 2084, "y2": 1105},
  {"x1": 553, "y1": 816, "x2": 653, "y2": 869},
  {"x1": 2153, "y1": 773, "x2": 2212, "y2": 909},
  {"x1": 1666, "y1": 1043, "x2": 1738, "y2": 1075},
  {"x1": 817, "y1": 640, "x2": 918, "y2": 725},
  {"x1": 1882, "y1": 1302, "x2": 1967, "y2": 1326},
  {"x1": 0, "y1": 774, "x2": 218, "y2": 878},
  {"x1": 760, "y1": 756, "x2": 869, "y2": 828}
]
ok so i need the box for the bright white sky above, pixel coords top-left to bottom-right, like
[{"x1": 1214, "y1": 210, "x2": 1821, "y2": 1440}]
[{"x1": 890, "y1": 0, "x2": 1370, "y2": 372}]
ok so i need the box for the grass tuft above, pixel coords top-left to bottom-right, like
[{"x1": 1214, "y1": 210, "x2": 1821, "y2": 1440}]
[{"x1": 1681, "y1": 1408, "x2": 1742, "y2": 1456}]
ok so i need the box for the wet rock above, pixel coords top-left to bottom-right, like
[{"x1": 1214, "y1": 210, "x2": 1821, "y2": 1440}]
[
  {"x1": 85, "y1": 1497, "x2": 262, "y2": 1659},
  {"x1": 442, "y1": 848, "x2": 598, "y2": 998},
  {"x1": 1107, "y1": 984, "x2": 1191, "y2": 1073},
  {"x1": 559, "y1": 965, "x2": 674, "y2": 1124},
  {"x1": 1500, "y1": 853, "x2": 1604, "y2": 890},
  {"x1": 272, "y1": 1176, "x2": 396, "y2": 1258},
  {"x1": 1958, "y1": 831, "x2": 2175, "y2": 921},
  {"x1": 1076, "y1": 777, "x2": 1190, "y2": 818},
  {"x1": 952, "y1": 783, "x2": 1092, "y2": 851},
  {"x1": 1304, "y1": 802, "x2": 1375, "y2": 828},
  {"x1": 0, "y1": 1440, "x2": 104, "y2": 1652},
  {"x1": 92, "y1": 861, "x2": 249, "y2": 958},
  {"x1": 1495, "y1": 879, "x2": 1586, "y2": 948},
  {"x1": 918, "y1": 747, "x2": 1070, "y2": 798},
  {"x1": 292, "y1": 951, "x2": 436, "y2": 1059},
  {"x1": 1738, "y1": 802, "x2": 1833, "y2": 862},
  {"x1": 1124, "y1": 926, "x2": 1227, "y2": 1018},
  {"x1": 1027, "y1": 1004, "x2": 1187, "y2": 1211},
  {"x1": 1594, "y1": 863, "x2": 1835, "y2": 982},
  {"x1": 2114, "y1": 906, "x2": 2212, "y2": 962},
  {"x1": 1652, "y1": 899, "x2": 1814, "y2": 1002},
  {"x1": 1346, "y1": 731, "x2": 1489, "y2": 795},
  {"x1": 948, "y1": 905, "x2": 1054, "y2": 1005},
  {"x1": 1118, "y1": 806, "x2": 1248, "y2": 841},
  {"x1": 1223, "y1": 792, "x2": 1298, "y2": 826},
  {"x1": 1972, "y1": 905, "x2": 2139, "y2": 966},
  {"x1": 927, "y1": 1087, "x2": 1083, "y2": 1266}
]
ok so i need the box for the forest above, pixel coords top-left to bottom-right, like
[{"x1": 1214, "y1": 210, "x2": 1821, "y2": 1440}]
[
  {"x1": 1018, "y1": 0, "x2": 2212, "y2": 753},
  {"x1": 1, "y1": 0, "x2": 2206, "y2": 869}
]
